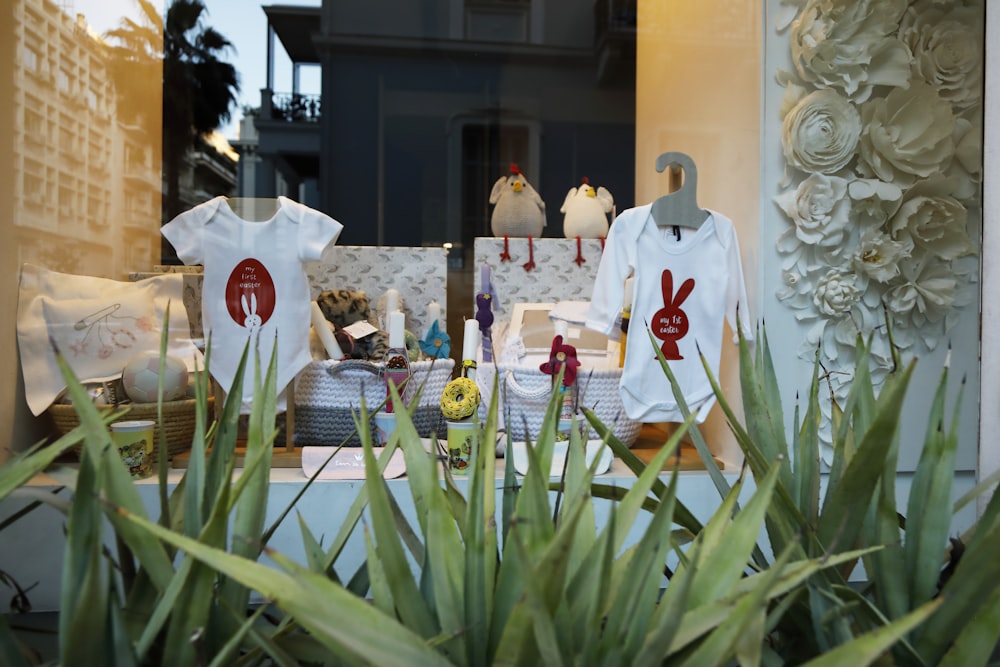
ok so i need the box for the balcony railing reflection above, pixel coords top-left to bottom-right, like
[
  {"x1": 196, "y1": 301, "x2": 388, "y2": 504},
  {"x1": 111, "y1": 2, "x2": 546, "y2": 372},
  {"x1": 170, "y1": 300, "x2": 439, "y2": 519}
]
[{"x1": 268, "y1": 92, "x2": 322, "y2": 123}]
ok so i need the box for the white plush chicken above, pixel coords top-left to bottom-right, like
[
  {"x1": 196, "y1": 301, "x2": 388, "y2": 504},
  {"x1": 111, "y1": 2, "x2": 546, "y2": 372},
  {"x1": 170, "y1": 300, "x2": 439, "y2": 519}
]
[
  {"x1": 560, "y1": 177, "x2": 614, "y2": 238},
  {"x1": 489, "y1": 163, "x2": 546, "y2": 238}
]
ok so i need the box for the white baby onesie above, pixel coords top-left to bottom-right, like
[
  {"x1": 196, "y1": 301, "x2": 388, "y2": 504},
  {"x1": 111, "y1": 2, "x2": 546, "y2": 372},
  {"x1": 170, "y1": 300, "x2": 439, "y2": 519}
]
[
  {"x1": 586, "y1": 205, "x2": 752, "y2": 423},
  {"x1": 162, "y1": 196, "x2": 343, "y2": 410}
]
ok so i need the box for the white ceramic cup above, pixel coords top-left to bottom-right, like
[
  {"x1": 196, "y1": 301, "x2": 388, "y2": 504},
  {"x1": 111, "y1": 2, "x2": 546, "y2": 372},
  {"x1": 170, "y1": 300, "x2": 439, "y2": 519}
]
[{"x1": 110, "y1": 420, "x2": 155, "y2": 479}]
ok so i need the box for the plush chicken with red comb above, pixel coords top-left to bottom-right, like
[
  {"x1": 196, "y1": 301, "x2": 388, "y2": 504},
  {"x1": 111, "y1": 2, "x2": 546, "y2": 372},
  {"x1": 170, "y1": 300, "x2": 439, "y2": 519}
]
[
  {"x1": 489, "y1": 163, "x2": 546, "y2": 238},
  {"x1": 560, "y1": 177, "x2": 614, "y2": 239}
]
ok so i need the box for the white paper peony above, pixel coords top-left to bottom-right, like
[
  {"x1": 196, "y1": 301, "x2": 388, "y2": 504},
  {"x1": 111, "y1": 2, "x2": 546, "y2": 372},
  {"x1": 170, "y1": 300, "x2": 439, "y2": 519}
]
[
  {"x1": 858, "y1": 81, "x2": 956, "y2": 187},
  {"x1": 889, "y1": 176, "x2": 974, "y2": 262},
  {"x1": 789, "y1": 0, "x2": 911, "y2": 103},
  {"x1": 851, "y1": 230, "x2": 911, "y2": 283},
  {"x1": 886, "y1": 255, "x2": 958, "y2": 330}
]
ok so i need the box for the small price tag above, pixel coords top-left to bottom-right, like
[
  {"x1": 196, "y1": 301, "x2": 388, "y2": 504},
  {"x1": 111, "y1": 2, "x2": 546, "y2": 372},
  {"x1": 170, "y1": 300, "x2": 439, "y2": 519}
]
[{"x1": 344, "y1": 320, "x2": 378, "y2": 339}]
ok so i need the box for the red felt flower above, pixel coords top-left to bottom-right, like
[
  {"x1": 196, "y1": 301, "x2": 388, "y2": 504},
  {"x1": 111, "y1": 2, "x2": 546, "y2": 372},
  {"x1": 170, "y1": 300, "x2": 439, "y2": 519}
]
[{"x1": 539, "y1": 335, "x2": 581, "y2": 387}]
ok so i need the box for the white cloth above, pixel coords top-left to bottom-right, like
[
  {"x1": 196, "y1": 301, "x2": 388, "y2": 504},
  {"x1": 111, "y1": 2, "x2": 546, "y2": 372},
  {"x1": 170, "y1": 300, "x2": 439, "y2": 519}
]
[
  {"x1": 16, "y1": 263, "x2": 203, "y2": 415},
  {"x1": 586, "y1": 205, "x2": 753, "y2": 423},
  {"x1": 548, "y1": 300, "x2": 590, "y2": 326},
  {"x1": 162, "y1": 197, "x2": 342, "y2": 410}
]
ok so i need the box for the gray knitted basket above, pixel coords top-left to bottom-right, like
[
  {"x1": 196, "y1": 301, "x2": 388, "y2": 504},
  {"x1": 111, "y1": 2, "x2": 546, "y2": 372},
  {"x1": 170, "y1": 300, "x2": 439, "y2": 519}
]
[
  {"x1": 476, "y1": 363, "x2": 642, "y2": 447},
  {"x1": 293, "y1": 358, "x2": 454, "y2": 446}
]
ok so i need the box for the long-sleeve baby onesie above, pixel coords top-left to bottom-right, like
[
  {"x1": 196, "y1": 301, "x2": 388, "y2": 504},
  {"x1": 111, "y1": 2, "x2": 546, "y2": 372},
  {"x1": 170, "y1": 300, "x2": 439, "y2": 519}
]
[{"x1": 586, "y1": 204, "x2": 752, "y2": 422}]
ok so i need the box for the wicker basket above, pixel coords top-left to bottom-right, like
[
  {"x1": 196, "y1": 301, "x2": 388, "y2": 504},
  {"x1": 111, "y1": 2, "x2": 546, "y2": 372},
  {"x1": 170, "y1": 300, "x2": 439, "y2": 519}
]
[{"x1": 48, "y1": 397, "x2": 213, "y2": 460}]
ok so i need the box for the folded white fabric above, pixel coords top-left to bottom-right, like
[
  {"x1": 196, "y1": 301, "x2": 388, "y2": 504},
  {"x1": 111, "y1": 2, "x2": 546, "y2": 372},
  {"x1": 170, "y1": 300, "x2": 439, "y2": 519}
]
[{"x1": 547, "y1": 300, "x2": 590, "y2": 326}]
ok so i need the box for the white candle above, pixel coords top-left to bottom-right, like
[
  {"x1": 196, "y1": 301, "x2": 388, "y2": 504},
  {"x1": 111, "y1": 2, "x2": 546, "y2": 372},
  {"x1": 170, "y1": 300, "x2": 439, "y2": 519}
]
[
  {"x1": 553, "y1": 319, "x2": 569, "y2": 339},
  {"x1": 385, "y1": 288, "x2": 400, "y2": 314},
  {"x1": 389, "y1": 311, "x2": 405, "y2": 348},
  {"x1": 462, "y1": 318, "x2": 479, "y2": 362},
  {"x1": 311, "y1": 301, "x2": 344, "y2": 360},
  {"x1": 623, "y1": 277, "x2": 635, "y2": 312},
  {"x1": 427, "y1": 301, "x2": 441, "y2": 329}
]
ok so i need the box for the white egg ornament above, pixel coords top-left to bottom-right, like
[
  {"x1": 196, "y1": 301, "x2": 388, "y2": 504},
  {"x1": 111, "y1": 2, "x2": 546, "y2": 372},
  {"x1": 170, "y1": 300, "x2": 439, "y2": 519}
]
[{"x1": 122, "y1": 352, "x2": 189, "y2": 404}]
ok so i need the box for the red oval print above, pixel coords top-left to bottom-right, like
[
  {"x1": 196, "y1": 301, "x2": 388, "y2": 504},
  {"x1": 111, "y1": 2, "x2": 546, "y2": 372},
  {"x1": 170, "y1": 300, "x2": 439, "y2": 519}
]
[{"x1": 225, "y1": 258, "x2": 276, "y2": 328}]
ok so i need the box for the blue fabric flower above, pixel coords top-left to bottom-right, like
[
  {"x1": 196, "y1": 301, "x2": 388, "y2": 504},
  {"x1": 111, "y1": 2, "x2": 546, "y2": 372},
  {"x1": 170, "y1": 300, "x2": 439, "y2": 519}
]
[{"x1": 419, "y1": 320, "x2": 451, "y2": 359}]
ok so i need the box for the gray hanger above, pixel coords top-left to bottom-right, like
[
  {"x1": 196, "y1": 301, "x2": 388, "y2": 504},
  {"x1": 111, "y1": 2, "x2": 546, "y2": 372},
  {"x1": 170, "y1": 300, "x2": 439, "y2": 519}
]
[{"x1": 650, "y1": 152, "x2": 709, "y2": 229}]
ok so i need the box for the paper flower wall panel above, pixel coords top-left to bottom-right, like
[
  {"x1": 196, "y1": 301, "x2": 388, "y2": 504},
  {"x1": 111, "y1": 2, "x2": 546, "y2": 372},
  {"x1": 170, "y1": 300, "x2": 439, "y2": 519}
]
[{"x1": 773, "y1": 0, "x2": 983, "y2": 403}]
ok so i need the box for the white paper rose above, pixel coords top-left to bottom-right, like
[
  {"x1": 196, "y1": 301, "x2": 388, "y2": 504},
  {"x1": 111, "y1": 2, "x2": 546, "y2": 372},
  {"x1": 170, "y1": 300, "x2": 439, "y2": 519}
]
[
  {"x1": 888, "y1": 177, "x2": 974, "y2": 261},
  {"x1": 782, "y1": 89, "x2": 861, "y2": 174},
  {"x1": 851, "y1": 229, "x2": 911, "y2": 283},
  {"x1": 858, "y1": 81, "x2": 956, "y2": 187},
  {"x1": 789, "y1": 0, "x2": 911, "y2": 103},
  {"x1": 813, "y1": 269, "x2": 861, "y2": 317},
  {"x1": 775, "y1": 174, "x2": 853, "y2": 248},
  {"x1": 885, "y1": 256, "x2": 957, "y2": 326},
  {"x1": 777, "y1": 270, "x2": 814, "y2": 314},
  {"x1": 900, "y1": 1, "x2": 983, "y2": 110}
]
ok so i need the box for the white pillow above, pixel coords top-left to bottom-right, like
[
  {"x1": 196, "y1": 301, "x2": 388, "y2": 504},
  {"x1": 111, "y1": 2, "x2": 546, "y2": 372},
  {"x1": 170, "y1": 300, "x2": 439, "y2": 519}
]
[{"x1": 17, "y1": 263, "x2": 204, "y2": 416}]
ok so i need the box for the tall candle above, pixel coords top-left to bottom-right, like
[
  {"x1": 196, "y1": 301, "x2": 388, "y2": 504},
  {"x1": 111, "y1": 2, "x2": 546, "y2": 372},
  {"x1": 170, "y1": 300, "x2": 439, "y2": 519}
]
[
  {"x1": 389, "y1": 311, "x2": 405, "y2": 349},
  {"x1": 310, "y1": 301, "x2": 344, "y2": 360},
  {"x1": 623, "y1": 276, "x2": 634, "y2": 312},
  {"x1": 480, "y1": 263, "x2": 491, "y2": 292},
  {"x1": 553, "y1": 319, "x2": 569, "y2": 339},
  {"x1": 427, "y1": 300, "x2": 441, "y2": 329},
  {"x1": 385, "y1": 288, "x2": 400, "y2": 313},
  {"x1": 462, "y1": 318, "x2": 479, "y2": 362},
  {"x1": 619, "y1": 277, "x2": 634, "y2": 369}
]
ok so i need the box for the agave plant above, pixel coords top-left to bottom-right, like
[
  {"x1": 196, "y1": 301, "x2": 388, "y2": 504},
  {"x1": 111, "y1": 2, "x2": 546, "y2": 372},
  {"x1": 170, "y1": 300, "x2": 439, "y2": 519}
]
[
  {"x1": 67, "y1": 364, "x2": 906, "y2": 667},
  {"x1": 582, "y1": 322, "x2": 1000, "y2": 666},
  {"x1": 3, "y1": 311, "x2": 992, "y2": 666},
  {"x1": 0, "y1": 316, "x2": 299, "y2": 666}
]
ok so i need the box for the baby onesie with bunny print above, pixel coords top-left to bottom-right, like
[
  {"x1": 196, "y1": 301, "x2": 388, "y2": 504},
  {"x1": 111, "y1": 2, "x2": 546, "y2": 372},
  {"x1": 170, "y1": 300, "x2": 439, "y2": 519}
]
[
  {"x1": 162, "y1": 196, "x2": 342, "y2": 411},
  {"x1": 585, "y1": 204, "x2": 752, "y2": 423}
]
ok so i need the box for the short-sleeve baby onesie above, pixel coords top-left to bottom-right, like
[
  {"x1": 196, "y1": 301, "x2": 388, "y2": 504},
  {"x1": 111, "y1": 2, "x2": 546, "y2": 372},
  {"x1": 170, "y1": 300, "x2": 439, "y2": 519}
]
[
  {"x1": 162, "y1": 196, "x2": 343, "y2": 410},
  {"x1": 586, "y1": 204, "x2": 752, "y2": 423}
]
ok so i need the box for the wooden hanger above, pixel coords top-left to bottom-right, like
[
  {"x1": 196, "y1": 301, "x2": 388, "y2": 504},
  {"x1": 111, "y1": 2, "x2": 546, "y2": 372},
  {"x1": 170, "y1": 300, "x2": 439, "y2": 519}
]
[{"x1": 650, "y1": 152, "x2": 709, "y2": 229}]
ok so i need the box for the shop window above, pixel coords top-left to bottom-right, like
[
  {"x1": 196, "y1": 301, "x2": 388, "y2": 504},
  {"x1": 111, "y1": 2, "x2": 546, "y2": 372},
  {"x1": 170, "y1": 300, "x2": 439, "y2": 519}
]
[
  {"x1": 22, "y1": 45, "x2": 39, "y2": 71},
  {"x1": 465, "y1": 0, "x2": 530, "y2": 42},
  {"x1": 460, "y1": 122, "x2": 530, "y2": 255}
]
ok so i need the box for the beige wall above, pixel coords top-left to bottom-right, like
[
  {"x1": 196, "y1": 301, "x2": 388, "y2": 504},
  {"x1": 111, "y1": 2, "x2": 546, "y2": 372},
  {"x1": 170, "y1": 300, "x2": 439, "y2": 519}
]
[
  {"x1": 3, "y1": 15, "x2": 15, "y2": 465},
  {"x1": 636, "y1": 0, "x2": 761, "y2": 463}
]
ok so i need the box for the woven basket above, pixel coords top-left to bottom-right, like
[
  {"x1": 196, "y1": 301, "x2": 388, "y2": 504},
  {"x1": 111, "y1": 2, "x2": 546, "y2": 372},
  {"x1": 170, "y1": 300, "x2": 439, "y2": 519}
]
[
  {"x1": 294, "y1": 358, "x2": 455, "y2": 446},
  {"x1": 48, "y1": 397, "x2": 213, "y2": 460},
  {"x1": 476, "y1": 364, "x2": 642, "y2": 447}
]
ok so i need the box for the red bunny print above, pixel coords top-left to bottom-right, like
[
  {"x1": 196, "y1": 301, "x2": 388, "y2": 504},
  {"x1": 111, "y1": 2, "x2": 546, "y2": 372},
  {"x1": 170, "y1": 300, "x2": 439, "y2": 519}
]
[{"x1": 651, "y1": 269, "x2": 694, "y2": 360}]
